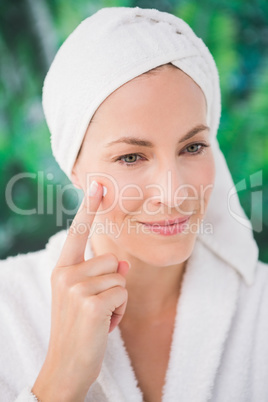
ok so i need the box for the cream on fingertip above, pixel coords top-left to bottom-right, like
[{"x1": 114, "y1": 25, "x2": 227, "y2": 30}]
[{"x1": 103, "y1": 186, "x2": 107, "y2": 197}]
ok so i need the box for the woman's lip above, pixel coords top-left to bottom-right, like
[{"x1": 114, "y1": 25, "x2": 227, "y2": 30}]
[
  {"x1": 139, "y1": 216, "x2": 192, "y2": 226},
  {"x1": 138, "y1": 216, "x2": 192, "y2": 236}
]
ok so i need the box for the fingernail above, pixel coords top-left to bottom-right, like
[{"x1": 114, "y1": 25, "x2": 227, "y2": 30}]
[
  {"x1": 88, "y1": 180, "x2": 98, "y2": 197},
  {"x1": 103, "y1": 186, "x2": 107, "y2": 197}
]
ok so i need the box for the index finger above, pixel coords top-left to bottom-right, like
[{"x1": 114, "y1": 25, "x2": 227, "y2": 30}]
[{"x1": 57, "y1": 181, "x2": 104, "y2": 267}]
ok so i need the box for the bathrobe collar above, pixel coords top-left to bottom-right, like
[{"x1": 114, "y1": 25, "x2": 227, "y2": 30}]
[{"x1": 93, "y1": 237, "x2": 241, "y2": 402}]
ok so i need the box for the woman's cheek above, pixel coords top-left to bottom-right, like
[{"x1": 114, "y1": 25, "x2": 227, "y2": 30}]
[
  {"x1": 183, "y1": 154, "x2": 215, "y2": 210},
  {"x1": 197, "y1": 155, "x2": 215, "y2": 213},
  {"x1": 88, "y1": 170, "x2": 142, "y2": 221},
  {"x1": 116, "y1": 181, "x2": 144, "y2": 216}
]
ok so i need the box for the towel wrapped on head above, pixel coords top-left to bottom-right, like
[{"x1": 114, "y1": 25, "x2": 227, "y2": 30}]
[{"x1": 42, "y1": 6, "x2": 220, "y2": 180}]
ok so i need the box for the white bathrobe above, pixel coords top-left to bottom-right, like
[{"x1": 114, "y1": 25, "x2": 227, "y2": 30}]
[{"x1": 0, "y1": 227, "x2": 268, "y2": 402}]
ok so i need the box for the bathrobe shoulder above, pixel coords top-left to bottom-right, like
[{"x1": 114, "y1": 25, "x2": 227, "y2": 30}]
[
  {"x1": 0, "y1": 230, "x2": 267, "y2": 402},
  {"x1": 0, "y1": 232, "x2": 62, "y2": 402}
]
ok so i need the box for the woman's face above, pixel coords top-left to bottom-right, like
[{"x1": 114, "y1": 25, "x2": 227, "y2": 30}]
[{"x1": 72, "y1": 66, "x2": 215, "y2": 267}]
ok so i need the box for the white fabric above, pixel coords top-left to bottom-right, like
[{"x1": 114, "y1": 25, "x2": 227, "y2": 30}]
[
  {"x1": 42, "y1": 6, "x2": 259, "y2": 286},
  {"x1": 42, "y1": 6, "x2": 219, "y2": 179},
  {"x1": 0, "y1": 229, "x2": 267, "y2": 402},
  {"x1": 14, "y1": 387, "x2": 39, "y2": 402}
]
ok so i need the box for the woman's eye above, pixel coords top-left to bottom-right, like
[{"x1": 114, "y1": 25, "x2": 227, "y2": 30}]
[
  {"x1": 183, "y1": 142, "x2": 210, "y2": 155},
  {"x1": 115, "y1": 143, "x2": 209, "y2": 167},
  {"x1": 116, "y1": 153, "x2": 145, "y2": 167},
  {"x1": 186, "y1": 144, "x2": 202, "y2": 153},
  {"x1": 122, "y1": 154, "x2": 139, "y2": 163}
]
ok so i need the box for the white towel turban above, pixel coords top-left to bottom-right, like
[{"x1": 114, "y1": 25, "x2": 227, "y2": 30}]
[{"x1": 42, "y1": 6, "x2": 259, "y2": 286}]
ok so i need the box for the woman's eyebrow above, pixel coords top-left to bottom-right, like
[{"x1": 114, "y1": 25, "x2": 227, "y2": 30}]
[{"x1": 104, "y1": 124, "x2": 210, "y2": 148}]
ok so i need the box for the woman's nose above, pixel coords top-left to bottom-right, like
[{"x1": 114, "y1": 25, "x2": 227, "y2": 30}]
[{"x1": 147, "y1": 167, "x2": 188, "y2": 210}]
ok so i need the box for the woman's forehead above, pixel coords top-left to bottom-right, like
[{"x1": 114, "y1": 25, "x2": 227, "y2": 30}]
[{"x1": 87, "y1": 67, "x2": 207, "y2": 128}]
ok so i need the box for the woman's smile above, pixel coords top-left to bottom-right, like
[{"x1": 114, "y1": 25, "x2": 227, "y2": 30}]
[{"x1": 137, "y1": 215, "x2": 192, "y2": 236}]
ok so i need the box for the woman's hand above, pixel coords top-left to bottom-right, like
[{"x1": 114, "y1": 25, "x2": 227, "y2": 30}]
[{"x1": 32, "y1": 181, "x2": 130, "y2": 402}]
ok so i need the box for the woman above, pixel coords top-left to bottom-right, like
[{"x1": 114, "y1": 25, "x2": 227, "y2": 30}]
[{"x1": 1, "y1": 6, "x2": 267, "y2": 402}]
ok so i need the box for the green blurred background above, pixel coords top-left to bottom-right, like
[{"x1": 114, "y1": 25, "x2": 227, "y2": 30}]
[{"x1": 0, "y1": 0, "x2": 267, "y2": 262}]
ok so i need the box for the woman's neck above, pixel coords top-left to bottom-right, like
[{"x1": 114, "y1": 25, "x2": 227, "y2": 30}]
[
  {"x1": 88, "y1": 233, "x2": 187, "y2": 322},
  {"x1": 122, "y1": 261, "x2": 186, "y2": 322}
]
